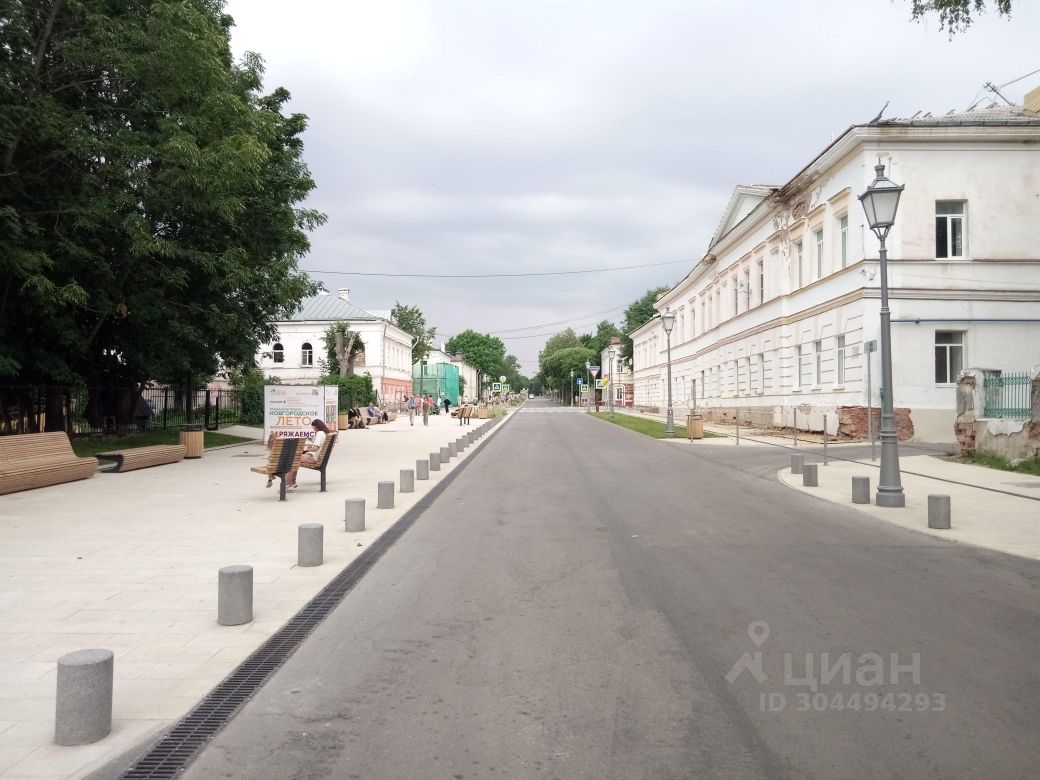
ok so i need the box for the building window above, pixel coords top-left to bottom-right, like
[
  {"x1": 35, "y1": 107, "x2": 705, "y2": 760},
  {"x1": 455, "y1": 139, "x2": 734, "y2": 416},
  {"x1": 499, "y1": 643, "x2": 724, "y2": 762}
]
[
  {"x1": 795, "y1": 240, "x2": 804, "y2": 287},
  {"x1": 814, "y1": 229, "x2": 824, "y2": 278},
  {"x1": 701, "y1": 299, "x2": 707, "y2": 331},
  {"x1": 731, "y1": 277, "x2": 738, "y2": 315},
  {"x1": 814, "y1": 340, "x2": 823, "y2": 386},
  {"x1": 757, "y1": 261, "x2": 765, "y2": 305},
  {"x1": 836, "y1": 335, "x2": 846, "y2": 385},
  {"x1": 272, "y1": 343, "x2": 284, "y2": 363},
  {"x1": 301, "y1": 342, "x2": 314, "y2": 367},
  {"x1": 715, "y1": 292, "x2": 720, "y2": 325},
  {"x1": 935, "y1": 201, "x2": 965, "y2": 259},
  {"x1": 743, "y1": 268, "x2": 751, "y2": 309},
  {"x1": 794, "y1": 345, "x2": 804, "y2": 389},
  {"x1": 839, "y1": 215, "x2": 849, "y2": 268},
  {"x1": 935, "y1": 331, "x2": 964, "y2": 384}
]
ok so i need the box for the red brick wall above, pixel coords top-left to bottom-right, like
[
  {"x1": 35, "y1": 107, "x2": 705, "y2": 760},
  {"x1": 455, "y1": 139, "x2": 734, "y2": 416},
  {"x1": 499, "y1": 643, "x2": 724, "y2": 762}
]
[{"x1": 838, "y1": 406, "x2": 914, "y2": 441}]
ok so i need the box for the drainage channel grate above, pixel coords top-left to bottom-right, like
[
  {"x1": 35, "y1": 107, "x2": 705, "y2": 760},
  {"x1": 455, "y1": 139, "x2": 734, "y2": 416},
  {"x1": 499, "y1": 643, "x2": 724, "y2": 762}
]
[{"x1": 119, "y1": 506, "x2": 427, "y2": 779}]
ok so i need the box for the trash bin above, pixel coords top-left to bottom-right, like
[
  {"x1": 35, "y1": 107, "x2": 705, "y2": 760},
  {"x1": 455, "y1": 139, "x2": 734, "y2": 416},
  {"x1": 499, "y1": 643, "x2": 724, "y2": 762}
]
[
  {"x1": 337, "y1": 412, "x2": 350, "y2": 431},
  {"x1": 686, "y1": 414, "x2": 703, "y2": 440},
  {"x1": 179, "y1": 424, "x2": 204, "y2": 459}
]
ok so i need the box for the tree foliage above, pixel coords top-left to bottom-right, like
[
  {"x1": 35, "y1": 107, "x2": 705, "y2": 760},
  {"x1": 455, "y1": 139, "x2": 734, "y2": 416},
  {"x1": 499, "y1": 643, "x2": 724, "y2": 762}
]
[
  {"x1": 620, "y1": 287, "x2": 669, "y2": 362},
  {"x1": 391, "y1": 301, "x2": 436, "y2": 364},
  {"x1": 909, "y1": 0, "x2": 1012, "y2": 35},
  {"x1": 542, "y1": 346, "x2": 598, "y2": 394},
  {"x1": 0, "y1": 1, "x2": 323, "y2": 387},
  {"x1": 537, "y1": 328, "x2": 581, "y2": 377},
  {"x1": 444, "y1": 330, "x2": 507, "y2": 377},
  {"x1": 318, "y1": 373, "x2": 376, "y2": 409},
  {"x1": 319, "y1": 322, "x2": 364, "y2": 376}
]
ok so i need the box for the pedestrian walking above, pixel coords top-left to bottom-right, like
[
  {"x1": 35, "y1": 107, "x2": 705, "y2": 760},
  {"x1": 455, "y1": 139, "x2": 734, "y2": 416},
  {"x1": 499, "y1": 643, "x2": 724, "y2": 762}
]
[
  {"x1": 422, "y1": 394, "x2": 430, "y2": 426},
  {"x1": 405, "y1": 395, "x2": 416, "y2": 426},
  {"x1": 443, "y1": 396, "x2": 451, "y2": 415}
]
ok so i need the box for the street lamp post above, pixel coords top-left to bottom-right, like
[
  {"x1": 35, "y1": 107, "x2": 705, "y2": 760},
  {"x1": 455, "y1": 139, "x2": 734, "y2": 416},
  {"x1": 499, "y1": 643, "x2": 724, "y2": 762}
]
[
  {"x1": 569, "y1": 370, "x2": 574, "y2": 407},
  {"x1": 585, "y1": 360, "x2": 591, "y2": 414},
  {"x1": 608, "y1": 345, "x2": 617, "y2": 418},
  {"x1": 859, "y1": 162, "x2": 905, "y2": 508},
  {"x1": 661, "y1": 308, "x2": 676, "y2": 437}
]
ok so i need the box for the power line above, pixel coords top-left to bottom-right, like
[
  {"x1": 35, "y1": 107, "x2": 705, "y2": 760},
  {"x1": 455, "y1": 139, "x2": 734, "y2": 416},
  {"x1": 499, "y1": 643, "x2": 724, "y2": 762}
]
[
  {"x1": 489, "y1": 304, "x2": 626, "y2": 334},
  {"x1": 305, "y1": 258, "x2": 691, "y2": 279},
  {"x1": 999, "y1": 67, "x2": 1040, "y2": 89}
]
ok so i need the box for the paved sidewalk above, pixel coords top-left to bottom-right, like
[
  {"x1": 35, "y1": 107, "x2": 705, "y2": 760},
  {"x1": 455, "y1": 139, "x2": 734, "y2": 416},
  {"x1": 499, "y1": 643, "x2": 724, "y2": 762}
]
[
  {"x1": 779, "y1": 454, "x2": 1040, "y2": 560},
  {"x1": 0, "y1": 411, "x2": 505, "y2": 779}
]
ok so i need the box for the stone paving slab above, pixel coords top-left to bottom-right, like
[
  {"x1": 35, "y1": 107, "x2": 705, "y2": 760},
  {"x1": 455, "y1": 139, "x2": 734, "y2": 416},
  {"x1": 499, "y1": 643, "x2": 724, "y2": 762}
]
[
  {"x1": 779, "y1": 454, "x2": 1040, "y2": 560},
  {"x1": 0, "y1": 411, "x2": 504, "y2": 779}
]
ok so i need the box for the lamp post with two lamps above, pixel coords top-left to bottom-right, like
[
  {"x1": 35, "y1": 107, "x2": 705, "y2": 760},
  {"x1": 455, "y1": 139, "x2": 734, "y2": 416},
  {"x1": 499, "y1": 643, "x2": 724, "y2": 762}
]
[
  {"x1": 661, "y1": 307, "x2": 676, "y2": 437},
  {"x1": 607, "y1": 343, "x2": 617, "y2": 418},
  {"x1": 859, "y1": 162, "x2": 905, "y2": 508}
]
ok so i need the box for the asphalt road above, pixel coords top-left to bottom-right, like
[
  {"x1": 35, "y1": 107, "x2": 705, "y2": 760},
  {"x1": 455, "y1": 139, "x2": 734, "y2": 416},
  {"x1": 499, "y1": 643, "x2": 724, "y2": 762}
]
[{"x1": 181, "y1": 399, "x2": 1040, "y2": 780}]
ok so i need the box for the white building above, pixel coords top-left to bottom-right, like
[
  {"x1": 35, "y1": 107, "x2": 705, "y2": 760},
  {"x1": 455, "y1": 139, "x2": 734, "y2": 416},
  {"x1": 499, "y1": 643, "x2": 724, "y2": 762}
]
[
  {"x1": 413, "y1": 345, "x2": 480, "y2": 402},
  {"x1": 631, "y1": 92, "x2": 1040, "y2": 442},
  {"x1": 258, "y1": 289, "x2": 414, "y2": 405},
  {"x1": 600, "y1": 336, "x2": 633, "y2": 407}
]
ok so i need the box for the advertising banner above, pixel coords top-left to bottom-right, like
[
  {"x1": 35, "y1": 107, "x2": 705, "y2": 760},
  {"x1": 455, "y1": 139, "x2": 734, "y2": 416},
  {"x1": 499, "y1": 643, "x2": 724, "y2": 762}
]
[{"x1": 264, "y1": 385, "x2": 338, "y2": 442}]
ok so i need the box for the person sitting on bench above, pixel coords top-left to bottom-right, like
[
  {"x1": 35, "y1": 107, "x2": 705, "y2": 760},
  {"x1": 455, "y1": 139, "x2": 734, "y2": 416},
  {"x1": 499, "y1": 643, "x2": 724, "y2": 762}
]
[
  {"x1": 366, "y1": 403, "x2": 389, "y2": 423},
  {"x1": 284, "y1": 419, "x2": 331, "y2": 491},
  {"x1": 346, "y1": 407, "x2": 366, "y2": 429}
]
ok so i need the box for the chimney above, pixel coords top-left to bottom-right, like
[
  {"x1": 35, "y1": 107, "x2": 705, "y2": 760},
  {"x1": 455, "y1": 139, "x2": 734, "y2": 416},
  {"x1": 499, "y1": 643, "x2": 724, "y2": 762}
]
[
  {"x1": 1024, "y1": 85, "x2": 1040, "y2": 114},
  {"x1": 337, "y1": 288, "x2": 350, "y2": 303}
]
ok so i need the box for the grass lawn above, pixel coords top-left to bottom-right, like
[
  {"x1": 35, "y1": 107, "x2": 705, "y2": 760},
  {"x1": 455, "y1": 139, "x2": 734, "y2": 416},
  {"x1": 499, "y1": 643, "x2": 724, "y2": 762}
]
[
  {"x1": 956, "y1": 450, "x2": 1040, "y2": 477},
  {"x1": 589, "y1": 412, "x2": 724, "y2": 440},
  {"x1": 70, "y1": 430, "x2": 252, "y2": 457}
]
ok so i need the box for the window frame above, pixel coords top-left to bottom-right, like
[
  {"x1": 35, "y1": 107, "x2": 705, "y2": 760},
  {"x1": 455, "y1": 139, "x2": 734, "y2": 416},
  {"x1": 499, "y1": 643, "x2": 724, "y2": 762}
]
[
  {"x1": 934, "y1": 330, "x2": 965, "y2": 385},
  {"x1": 757, "y1": 260, "x2": 765, "y2": 305},
  {"x1": 795, "y1": 240, "x2": 804, "y2": 287},
  {"x1": 935, "y1": 201, "x2": 966, "y2": 260},
  {"x1": 272, "y1": 342, "x2": 284, "y2": 364},
  {"x1": 814, "y1": 228, "x2": 824, "y2": 279},
  {"x1": 835, "y1": 335, "x2": 846, "y2": 386},
  {"x1": 814, "y1": 340, "x2": 823, "y2": 387},
  {"x1": 838, "y1": 214, "x2": 849, "y2": 268},
  {"x1": 301, "y1": 342, "x2": 314, "y2": 367}
]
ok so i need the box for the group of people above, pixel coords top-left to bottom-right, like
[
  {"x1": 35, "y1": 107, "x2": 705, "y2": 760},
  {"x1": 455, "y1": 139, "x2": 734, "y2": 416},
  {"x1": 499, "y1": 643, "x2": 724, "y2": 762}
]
[{"x1": 403, "y1": 394, "x2": 460, "y2": 426}]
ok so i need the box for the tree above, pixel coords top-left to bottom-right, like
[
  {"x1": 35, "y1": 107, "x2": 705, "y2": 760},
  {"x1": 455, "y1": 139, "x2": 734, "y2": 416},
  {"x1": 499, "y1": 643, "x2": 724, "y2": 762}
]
[
  {"x1": 620, "y1": 287, "x2": 669, "y2": 362},
  {"x1": 543, "y1": 346, "x2": 598, "y2": 396},
  {"x1": 582, "y1": 320, "x2": 622, "y2": 359},
  {"x1": 391, "y1": 302, "x2": 436, "y2": 364},
  {"x1": 537, "y1": 328, "x2": 582, "y2": 377},
  {"x1": 909, "y1": 0, "x2": 1012, "y2": 35},
  {"x1": 444, "y1": 330, "x2": 506, "y2": 377},
  {"x1": 319, "y1": 322, "x2": 364, "y2": 376},
  {"x1": 0, "y1": 1, "x2": 322, "y2": 389}
]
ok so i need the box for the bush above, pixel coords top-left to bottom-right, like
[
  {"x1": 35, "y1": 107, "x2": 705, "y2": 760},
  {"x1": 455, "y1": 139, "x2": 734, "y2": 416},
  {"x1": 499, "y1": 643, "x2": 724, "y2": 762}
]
[{"x1": 319, "y1": 373, "x2": 376, "y2": 409}]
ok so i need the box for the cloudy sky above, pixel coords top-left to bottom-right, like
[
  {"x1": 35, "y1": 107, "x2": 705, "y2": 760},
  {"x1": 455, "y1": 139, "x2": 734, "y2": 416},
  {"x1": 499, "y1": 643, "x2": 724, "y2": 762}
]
[{"x1": 224, "y1": 0, "x2": 1039, "y2": 375}]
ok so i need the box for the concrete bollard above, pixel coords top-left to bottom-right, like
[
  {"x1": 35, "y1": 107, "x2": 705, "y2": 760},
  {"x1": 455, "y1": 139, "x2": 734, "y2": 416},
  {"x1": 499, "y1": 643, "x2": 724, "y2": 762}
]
[
  {"x1": 416, "y1": 459, "x2": 430, "y2": 481},
  {"x1": 928, "y1": 495, "x2": 951, "y2": 529},
  {"x1": 457, "y1": 438, "x2": 466, "y2": 452},
  {"x1": 344, "y1": 498, "x2": 366, "y2": 532},
  {"x1": 791, "y1": 454, "x2": 805, "y2": 474},
  {"x1": 400, "y1": 469, "x2": 415, "y2": 494},
  {"x1": 298, "y1": 523, "x2": 323, "y2": 567},
  {"x1": 852, "y1": 476, "x2": 871, "y2": 504},
  {"x1": 430, "y1": 452, "x2": 441, "y2": 471},
  {"x1": 802, "y1": 464, "x2": 818, "y2": 487},
  {"x1": 448, "y1": 442, "x2": 458, "y2": 458},
  {"x1": 55, "y1": 649, "x2": 113, "y2": 746},
  {"x1": 218, "y1": 565, "x2": 253, "y2": 626},
  {"x1": 377, "y1": 480, "x2": 395, "y2": 509}
]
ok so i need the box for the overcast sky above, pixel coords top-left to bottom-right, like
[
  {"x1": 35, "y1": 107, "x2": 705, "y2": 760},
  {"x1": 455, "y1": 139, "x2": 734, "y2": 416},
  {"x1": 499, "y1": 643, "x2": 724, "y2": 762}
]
[{"x1": 224, "y1": 0, "x2": 1039, "y2": 375}]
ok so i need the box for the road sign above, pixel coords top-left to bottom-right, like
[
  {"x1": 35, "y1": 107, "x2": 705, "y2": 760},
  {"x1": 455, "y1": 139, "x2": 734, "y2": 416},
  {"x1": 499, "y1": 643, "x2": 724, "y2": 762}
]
[
  {"x1": 503, "y1": 384, "x2": 511, "y2": 392},
  {"x1": 865, "y1": 339, "x2": 878, "y2": 353},
  {"x1": 492, "y1": 382, "x2": 503, "y2": 392},
  {"x1": 579, "y1": 385, "x2": 589, "y2": 394},
  {"x1": 575, "y1": 377, "x2": 583, "y2": 385},
  {"x1": 499, "y1": 375, "x2": 507, "y2": 382},
  {"x1": 589, "y1": 365, "x2": 600, "y2": 377},
  {"x1": 595, "y1": 379, "x2": 608, "y2": 389}
]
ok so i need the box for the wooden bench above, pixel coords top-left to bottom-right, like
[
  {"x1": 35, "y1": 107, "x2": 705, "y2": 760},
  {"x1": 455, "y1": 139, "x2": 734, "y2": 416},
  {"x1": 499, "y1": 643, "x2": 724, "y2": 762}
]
[
  {"x1": 0, "y1": 432, "x2": 98, "y2": 495},
  {"x1": 97, "y1": 445, "x2": 186, "y2": 473},
  {"x1": 462, "y1": 406, "x2": 473, "y2": 425},
  {"x1": 300, "y1": 432, "x2": 338, "y2": 492},
  {"x1": 250, "y1": 438, "x2": 303, "y2": 500}
]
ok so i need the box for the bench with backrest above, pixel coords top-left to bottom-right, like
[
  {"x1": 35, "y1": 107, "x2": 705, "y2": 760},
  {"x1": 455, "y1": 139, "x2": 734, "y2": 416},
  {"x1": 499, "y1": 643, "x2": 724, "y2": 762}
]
[
  {"x1": 250, "y1": 438, "x2": 303, "y2": 500},
  {"x1": 0, "y1": 432, "x2": 98, "y2": 495},
  {"x1": 462, "y1": 405, "x2": 473, "y2": 425},
  {"x1": 300, "y1": 431, "x2": 338, "y2": 492},
  {"x1": 97, "y1": 445, "x2": 186, "y2": 473}
]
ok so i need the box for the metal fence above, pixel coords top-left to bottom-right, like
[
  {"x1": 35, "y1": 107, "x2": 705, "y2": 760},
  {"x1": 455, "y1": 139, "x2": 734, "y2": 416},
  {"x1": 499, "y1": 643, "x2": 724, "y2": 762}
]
[
  {"x1": 0, "y1": 385, "x2": 263, "y2": 436},
  {"x1": 983, "y1": 372, "x2": 1032, "y2": 419}
]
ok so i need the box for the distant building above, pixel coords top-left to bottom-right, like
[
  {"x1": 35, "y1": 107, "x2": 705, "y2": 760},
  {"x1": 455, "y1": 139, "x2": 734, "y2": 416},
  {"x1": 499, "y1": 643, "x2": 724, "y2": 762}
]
[
  {"x1": 413, "y1": 345, "x2": 479, "y2": 402},
  {"x1": 631, "y1": 92, "x2": 1040, "y2": 442},
  {"x1": 600, "y1": 336, "x2": 633, "y2": 407},
  {"x1": 258, "y1": 289, "x2": 413, "y2": 404}
]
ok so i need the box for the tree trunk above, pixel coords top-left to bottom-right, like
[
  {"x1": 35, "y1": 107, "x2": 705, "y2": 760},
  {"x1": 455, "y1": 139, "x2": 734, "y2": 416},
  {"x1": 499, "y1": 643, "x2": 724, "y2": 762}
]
[{"x1": 43, "y1": 386, "x2": 65, "y2": 432}]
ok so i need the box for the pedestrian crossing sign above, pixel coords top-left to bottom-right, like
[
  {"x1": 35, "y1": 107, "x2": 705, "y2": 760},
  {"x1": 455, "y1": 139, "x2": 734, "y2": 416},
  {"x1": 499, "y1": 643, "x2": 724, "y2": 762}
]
[
  {"x1": 595, "y1": 379, "x2": 608, "y2": 389},
  {"x1": 492, "y1": 382, "x2": 502, "y2": 392}
]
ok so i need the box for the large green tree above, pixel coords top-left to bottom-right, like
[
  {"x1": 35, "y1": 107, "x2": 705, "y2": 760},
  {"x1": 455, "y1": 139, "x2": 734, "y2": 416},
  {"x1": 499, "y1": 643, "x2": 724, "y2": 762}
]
[
  {"x1": 542, "y1": 346, "x2": 598, "y2": 396},
  {"x1": 910, "y1": 0, "x2": 1012, "y2": 34},
  {"x1": 444, "y1": 330, "x2": 507, "y2": 377},
  {"x1": 0, "y1": 1, "x2": 322, "y2": 389},
  {"x1": 536, "y1": 327, "x2": 581, "y2": 378},
  {"x1": 620, "y1": 287, "x2": 669, "y2": 362},
  {"x1": 391, "y1": 301, "x2": 436, "y2": 364}
]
